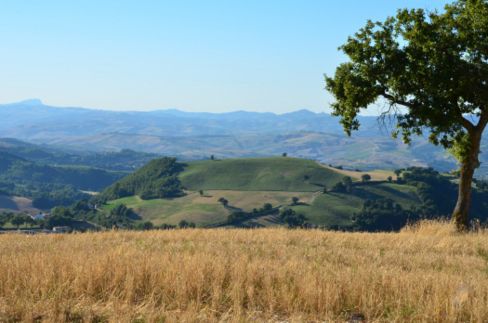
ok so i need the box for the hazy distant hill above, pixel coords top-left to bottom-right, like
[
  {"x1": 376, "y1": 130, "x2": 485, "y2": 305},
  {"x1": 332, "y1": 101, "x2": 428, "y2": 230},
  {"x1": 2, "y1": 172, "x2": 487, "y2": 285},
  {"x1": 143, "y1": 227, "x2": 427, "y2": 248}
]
[
  {"x1": 1, "y1": 99, "x2": 487, "y2": 177},
  {"x1": 0, "y1": 99, "x2": 376, "y2": 138}
]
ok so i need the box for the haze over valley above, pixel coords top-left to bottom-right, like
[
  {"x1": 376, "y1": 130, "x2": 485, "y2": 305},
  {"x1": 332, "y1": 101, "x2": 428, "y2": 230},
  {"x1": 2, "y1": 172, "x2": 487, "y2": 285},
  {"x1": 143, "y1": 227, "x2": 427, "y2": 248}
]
[{"x1": 2, "y1": 99, "x2": 485, "y2": 177}]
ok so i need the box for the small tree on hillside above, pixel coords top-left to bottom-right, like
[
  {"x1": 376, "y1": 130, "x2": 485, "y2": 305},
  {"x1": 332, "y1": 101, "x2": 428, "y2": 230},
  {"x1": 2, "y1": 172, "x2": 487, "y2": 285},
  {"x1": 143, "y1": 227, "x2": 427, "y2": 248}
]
[
  {"x1": 178, "y1": 220, "x2": 195, "y2": 228},
  {"x1": 282, "y1": 152, "x2": 287, "y2": 157},
  {"x1": 342, "y1": 176, "x2": 353, "y2": 193},
  {"x1": 361, "y1": 174, "x2": 372, "y2": 183},
  {"x1": 218, "y1": 197, "x2": 229, "y2": 207},
  {"x1": 394, "y1": 169, "x2": 402, "y2": 179},
  {"x1": 291, "y1": 196, "x2": 300, "y2": 205},
  {"x1": 11, "y1": 215, "x2": 25, "y2": 229}
]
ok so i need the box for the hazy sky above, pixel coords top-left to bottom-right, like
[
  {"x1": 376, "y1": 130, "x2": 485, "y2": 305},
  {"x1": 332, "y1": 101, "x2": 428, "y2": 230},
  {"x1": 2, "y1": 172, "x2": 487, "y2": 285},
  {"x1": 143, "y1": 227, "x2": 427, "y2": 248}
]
[{"x1": 0, "y1": 0, "x2": 449, "y2": 113}]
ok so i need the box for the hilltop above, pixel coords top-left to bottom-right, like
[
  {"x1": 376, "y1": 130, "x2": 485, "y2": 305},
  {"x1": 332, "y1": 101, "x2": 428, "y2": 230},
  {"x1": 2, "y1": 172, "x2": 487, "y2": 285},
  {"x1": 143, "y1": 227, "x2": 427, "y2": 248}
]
[
  {"x1": 180, "y1": 157, "x2": 345, "y2": 191},
  {"x1": 94, "y1": 156, "x2": 488, "y2": 230}
]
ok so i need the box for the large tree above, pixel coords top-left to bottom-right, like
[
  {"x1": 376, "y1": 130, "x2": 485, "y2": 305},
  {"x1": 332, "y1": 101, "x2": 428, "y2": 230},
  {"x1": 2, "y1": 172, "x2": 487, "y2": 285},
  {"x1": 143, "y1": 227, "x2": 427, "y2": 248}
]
[{"x1": 325, "y1": 0, "x2": 488, "y2": 230}]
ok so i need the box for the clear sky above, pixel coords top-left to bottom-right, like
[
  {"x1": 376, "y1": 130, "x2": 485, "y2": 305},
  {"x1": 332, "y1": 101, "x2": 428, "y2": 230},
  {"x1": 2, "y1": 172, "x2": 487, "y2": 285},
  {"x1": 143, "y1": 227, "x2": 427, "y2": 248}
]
[{"x1": 0, "y1": 0, "x2": 449, "y2": 113}]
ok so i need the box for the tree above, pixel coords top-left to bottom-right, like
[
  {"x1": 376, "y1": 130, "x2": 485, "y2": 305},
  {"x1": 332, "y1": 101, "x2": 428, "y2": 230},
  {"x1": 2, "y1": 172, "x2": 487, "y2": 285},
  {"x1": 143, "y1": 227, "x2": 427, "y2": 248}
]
[
  {"x1": 282, "y1": 152, "x2": 287, "y2": 157},
  {"x1": 11, "y1": 215, "x2": 25, "y2": 229},
  {"x1": 325, "y1": 0, "x2": 488, "y2": 230},
  {"x1": 342, "y1": 176, "x2": 353, "y2": 193},
  {"x1": 291, "y1": 196, "x2": 300, "y2": 205},
  {"x1": 199, "y1": 190, "x2": 204, "y2": 196},
  {"x1": 262, "y1": 203, "x2": 273, "y2": 211},
  {"x1": 137, "y1": 221, "x2": 154, "y2": 230},
  {"x1": 279, "y1": 208, "x2": 307, "y2": 228},
  {"x1": 218, "y1": 197, "x2": 229, "y2": 207},
  {"x1": 178, "y1": 220, "x2": 195, "y2": 228},
  {"x1": 361, "y1": 174, "x2": 372, "y2": 183},
  {"x1": 353, "y1": 199, "x2": 416, "y2": 231},
  {"x1": 387, "y1": 176, "x2": 393, "y2": 183}
]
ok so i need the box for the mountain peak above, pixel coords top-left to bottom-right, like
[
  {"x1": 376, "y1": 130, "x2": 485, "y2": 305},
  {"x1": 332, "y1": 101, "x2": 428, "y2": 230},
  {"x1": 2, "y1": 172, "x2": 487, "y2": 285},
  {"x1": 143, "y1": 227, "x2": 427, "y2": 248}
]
[{"x1": 16, "y1": 99, "x2": 44, "y2": 106}]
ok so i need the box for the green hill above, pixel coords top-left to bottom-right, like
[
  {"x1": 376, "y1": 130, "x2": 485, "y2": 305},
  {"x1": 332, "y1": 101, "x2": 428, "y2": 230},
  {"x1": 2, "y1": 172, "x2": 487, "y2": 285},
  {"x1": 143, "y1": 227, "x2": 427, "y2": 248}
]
[
  {"x1": 101, "y1": 157, "x2": 184, "y2": 200},
  {"x1": 93, "y1": 157, "x2": 488, "y2": 231},
  {"x1": 96, "y1": 157, "x2": 423, "y2": 229},
  {"x1": 180, "y1": 157, "x2": 345, "y2": 191},
  {"x1": 0, "y1": 154, "x2": 124, "y2": 209}
]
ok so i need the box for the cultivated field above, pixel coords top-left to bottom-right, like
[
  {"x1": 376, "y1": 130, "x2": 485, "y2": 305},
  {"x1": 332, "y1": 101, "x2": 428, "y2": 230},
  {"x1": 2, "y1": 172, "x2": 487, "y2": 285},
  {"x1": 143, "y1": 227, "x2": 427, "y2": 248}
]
[{"x1": 0, "y1": 221, "x2": 487, "y2": 322}]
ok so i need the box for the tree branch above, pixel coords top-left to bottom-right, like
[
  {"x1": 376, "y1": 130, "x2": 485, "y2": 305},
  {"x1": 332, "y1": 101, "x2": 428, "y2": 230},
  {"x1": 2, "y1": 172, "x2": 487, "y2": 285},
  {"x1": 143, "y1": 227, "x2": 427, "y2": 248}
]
[
  {"x1": 380, "y1": 92, "x2": 416, "y2": 110},
  {"x1": 477, "y1": 109, "x2": 488, "y2": 131},
  {"x1": 460, "y1": 115, "x2": 475, "y2": 133},
  {"x1": 380, "y1": 91, "x2": 480, "y2": 133}
]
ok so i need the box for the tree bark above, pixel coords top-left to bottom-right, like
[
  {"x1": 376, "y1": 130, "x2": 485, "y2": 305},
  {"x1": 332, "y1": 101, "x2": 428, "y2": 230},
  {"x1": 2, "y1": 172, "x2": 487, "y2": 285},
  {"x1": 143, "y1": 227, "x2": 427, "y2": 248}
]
[{"x1": 452, "y1": 131, "x2": 482, "y2": 231}]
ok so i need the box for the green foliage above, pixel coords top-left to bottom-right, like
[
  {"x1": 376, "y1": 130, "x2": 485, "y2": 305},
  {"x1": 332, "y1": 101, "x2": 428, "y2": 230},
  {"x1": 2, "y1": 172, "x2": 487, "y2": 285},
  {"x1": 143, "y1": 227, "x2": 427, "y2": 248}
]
[
  {"x1": 325, "y1": 1, "x2": 488, "y2": 228},
  {"x1": 11, "y1": 214, "x2": 27, "y2": 228},
  {"x1": 353, "y1": 199, "x2": 415, "y2": 232},
  {"x1": 136, "y1": 221, "x2": 154, "y2": 230},
  {"x1": 279, "y1": 208, "x2": 307, "y2": 228},
  {"x1": 332, "y1": 176, "x2": 354, "y2": 193},
  {"x1": 227, "y1": 203, "x2": 278, "y2": 225},
  {"x1": 178, "y1": 220, "x2": 196, "y2": 228},
  {"x1": 0, "y1": 139, "x2": 157, "y2": 172},
  {"x1": 361, "y1": 174, "x2": 371, "y2": 182},
  {"x1": 400, "y1": 167, "x2": 457, "y2": 217},
  {"x1": 0, "y1": 153, "x2": 122, "y2": 209},
  {"x1": 102, "y1": 157, "x2": 184, "y2": 200},
  {"x1": 325, "y1": 0, "x2": 488, "y2": 149},
  {"x1": 218, "y1": 197, "x2": 229, "y2": 207}
]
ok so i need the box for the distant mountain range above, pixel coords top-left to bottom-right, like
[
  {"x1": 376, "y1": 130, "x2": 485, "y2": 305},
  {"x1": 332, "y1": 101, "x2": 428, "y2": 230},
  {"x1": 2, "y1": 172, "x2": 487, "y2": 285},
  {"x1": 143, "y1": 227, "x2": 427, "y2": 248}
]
[{"x1": 1, "y1": 99, "x2": 487, "y2": 177}]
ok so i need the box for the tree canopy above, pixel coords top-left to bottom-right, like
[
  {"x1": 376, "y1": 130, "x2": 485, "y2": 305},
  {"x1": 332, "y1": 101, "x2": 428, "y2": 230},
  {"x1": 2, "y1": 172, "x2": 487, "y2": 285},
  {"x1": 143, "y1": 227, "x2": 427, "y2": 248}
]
[{"x1": 326, "y1": 0, "x2": 488, "y2": 230}]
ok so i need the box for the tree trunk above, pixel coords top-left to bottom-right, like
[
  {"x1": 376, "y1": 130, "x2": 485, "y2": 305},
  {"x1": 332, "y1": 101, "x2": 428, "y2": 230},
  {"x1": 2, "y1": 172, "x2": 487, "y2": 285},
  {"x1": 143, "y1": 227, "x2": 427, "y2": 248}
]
[{"x1": 452, "y1": 132, "x2": 482, "y2": 231}]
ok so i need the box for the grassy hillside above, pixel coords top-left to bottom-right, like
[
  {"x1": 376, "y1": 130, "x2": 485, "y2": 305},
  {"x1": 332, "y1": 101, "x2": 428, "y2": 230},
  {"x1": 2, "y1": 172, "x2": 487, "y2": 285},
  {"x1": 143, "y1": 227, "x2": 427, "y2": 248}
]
[
  {"x1": 105, "y1": 183, "x2": 421, "y2": 228},
  {"x1": 180, "y1": 157, "x2": 345, "y2": 191},
  {"x1": 99, "y1": 157, "x2": 488, "y2": 230},
  {"x1": 0, "y1": 153, "x2": 124, "y2": 210},
  {"x1": 0, "y1": 194, "x2": 39, "y2": 213},
  {"x1": 1, "y1": 222, "x2": 487, "y2": 322},
  {"x1": 289, "y1": 183, "x2": 420, "y2": 226},
  {"x1": 100, "y1": 157, "x2": 428, "y2": 229},
  {"x1": 105, "y1": 190, "x2": 316, "y2": 227}
]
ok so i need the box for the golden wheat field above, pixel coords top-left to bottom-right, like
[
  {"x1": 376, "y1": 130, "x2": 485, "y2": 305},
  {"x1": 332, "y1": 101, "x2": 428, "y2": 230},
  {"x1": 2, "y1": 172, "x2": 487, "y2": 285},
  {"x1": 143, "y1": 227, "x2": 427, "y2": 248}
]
[{"x1": 0, "y1": 222, "x2": 487, "y2": 322}]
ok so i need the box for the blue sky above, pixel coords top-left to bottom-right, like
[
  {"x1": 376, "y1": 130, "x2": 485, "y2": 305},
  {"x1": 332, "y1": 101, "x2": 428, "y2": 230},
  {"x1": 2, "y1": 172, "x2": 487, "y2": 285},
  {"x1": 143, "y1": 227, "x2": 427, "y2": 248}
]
[{"x1": 0, "y1": 0, "x2": 449, "y2": 113}]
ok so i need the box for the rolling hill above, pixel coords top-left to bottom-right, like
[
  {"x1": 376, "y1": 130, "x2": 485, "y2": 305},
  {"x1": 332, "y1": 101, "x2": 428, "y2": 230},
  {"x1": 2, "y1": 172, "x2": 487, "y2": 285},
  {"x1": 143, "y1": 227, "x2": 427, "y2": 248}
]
[
  {"x1": 0, "y1": 153, "x2": 124, "y2": 210},
  {"x1": 180, "y1": 157, "x2": 345, "y2": 191},
  {"x1": 2, "y1": 100, "x2": 486, "y2": 177},
  {"x1": 99, "y1": 157, "x2": 433, "y2": 229}
]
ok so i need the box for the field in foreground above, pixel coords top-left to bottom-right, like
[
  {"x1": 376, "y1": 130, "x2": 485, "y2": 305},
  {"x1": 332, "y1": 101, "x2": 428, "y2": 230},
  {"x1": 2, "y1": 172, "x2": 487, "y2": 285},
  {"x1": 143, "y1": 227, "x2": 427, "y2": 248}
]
[{"x1": 1, "y1": 222, "x2": 488, "y2": 322}]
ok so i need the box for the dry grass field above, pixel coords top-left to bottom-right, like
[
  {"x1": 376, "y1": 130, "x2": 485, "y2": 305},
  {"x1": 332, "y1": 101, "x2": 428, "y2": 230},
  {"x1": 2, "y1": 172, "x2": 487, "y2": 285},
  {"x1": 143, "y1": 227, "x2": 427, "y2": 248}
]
[{"x1": 0, "y1": 222, "x2": 487, "y2": 322}]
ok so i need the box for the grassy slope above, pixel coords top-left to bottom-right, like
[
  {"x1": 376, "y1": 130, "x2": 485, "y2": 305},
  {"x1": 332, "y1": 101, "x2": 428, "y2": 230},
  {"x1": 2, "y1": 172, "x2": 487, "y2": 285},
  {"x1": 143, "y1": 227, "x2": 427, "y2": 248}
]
[
  {"x1": 105, "y1": 157, "x2": 420, "y2": 227},
  {"x1": 290, "y1": 183, "x2": 420, "y2": 226},
  {"x1": 1, "y1": 222, "x2": 487, "y2": 322},
  {"x1": 180, "y1": 157, "x2": 344, "y2": 191},
  {"x1": 107, "y1": 183, "x2": 419, "y2": 228},
  {"x1": 0, "y1": 194, "x2": 40, "y2": 214}
]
